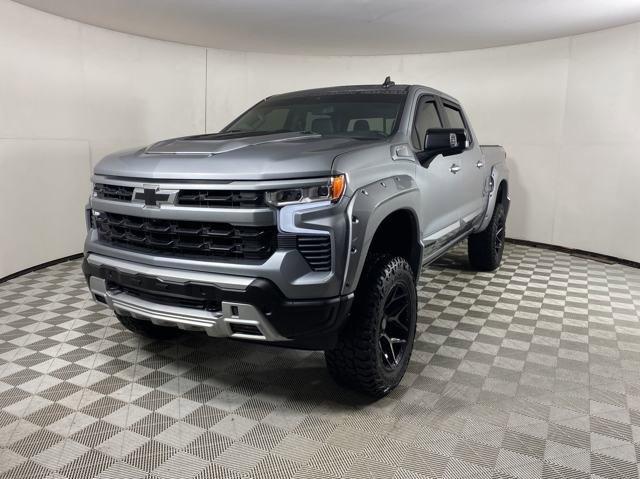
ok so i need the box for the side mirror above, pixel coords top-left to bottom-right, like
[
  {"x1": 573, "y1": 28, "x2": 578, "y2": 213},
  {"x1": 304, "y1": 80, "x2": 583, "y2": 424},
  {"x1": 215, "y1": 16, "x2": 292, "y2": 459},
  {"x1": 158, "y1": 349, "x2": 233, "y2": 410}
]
[{"x1": 420, "y1": 128, "x2": 467, "y2": 163}]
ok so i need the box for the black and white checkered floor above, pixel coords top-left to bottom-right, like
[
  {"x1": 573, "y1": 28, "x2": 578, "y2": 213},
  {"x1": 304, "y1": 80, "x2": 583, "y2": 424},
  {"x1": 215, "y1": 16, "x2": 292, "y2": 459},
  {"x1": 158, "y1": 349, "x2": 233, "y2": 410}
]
[{"x1": 1, "y1": 242, "x2": 640, "y2": 479}]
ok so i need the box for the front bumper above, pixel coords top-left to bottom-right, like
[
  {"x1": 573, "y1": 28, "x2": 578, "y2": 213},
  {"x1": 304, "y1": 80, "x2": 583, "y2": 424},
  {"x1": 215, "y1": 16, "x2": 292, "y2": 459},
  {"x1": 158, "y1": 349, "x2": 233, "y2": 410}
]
[{"x1": 83, "y1": 253, "x2": 353, "y2": 350}]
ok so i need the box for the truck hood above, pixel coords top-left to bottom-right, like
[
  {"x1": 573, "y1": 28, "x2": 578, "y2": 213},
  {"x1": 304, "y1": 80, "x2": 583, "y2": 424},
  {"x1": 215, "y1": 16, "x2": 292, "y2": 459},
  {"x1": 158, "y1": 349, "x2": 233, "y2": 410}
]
[{"x1": 94, "y1": 131, "x2": 381, "y2": 181}]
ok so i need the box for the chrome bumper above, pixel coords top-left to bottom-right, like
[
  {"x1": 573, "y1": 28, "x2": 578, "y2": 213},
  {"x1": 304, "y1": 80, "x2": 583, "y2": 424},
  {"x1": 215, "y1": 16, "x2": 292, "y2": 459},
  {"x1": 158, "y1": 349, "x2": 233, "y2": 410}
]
[{"x1": 86, "y1": 254, "x2": 287, "y2": 342}]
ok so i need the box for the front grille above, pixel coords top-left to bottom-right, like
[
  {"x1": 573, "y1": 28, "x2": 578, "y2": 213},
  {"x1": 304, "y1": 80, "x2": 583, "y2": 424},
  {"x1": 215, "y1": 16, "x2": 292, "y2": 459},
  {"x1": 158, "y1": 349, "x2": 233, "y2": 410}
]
[
  {"x1": 93, "y1": 183, "x2": 266, "y2": 208},
  {"x1": 94, "y1": 183, "x2": 134, "y2": 201},
  {"x1": 96, "y1": 212, "x2": 276, "y2": 260},
  {"x1": 176, "y1": 190, "x2": 265, "y2": 208}
]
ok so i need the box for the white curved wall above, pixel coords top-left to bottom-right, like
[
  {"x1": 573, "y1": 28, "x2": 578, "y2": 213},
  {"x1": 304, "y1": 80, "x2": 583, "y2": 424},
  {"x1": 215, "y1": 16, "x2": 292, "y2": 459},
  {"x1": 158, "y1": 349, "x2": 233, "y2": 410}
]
[
  {"x1": 1, "y1": 0, "x2": 639, "y2": 278},
  {"x1": 205, "y1": 28, "x2": 640, "y2": 264},
  {"x1": 0, "y1": 0, "x2": 206, "y2": 278}
]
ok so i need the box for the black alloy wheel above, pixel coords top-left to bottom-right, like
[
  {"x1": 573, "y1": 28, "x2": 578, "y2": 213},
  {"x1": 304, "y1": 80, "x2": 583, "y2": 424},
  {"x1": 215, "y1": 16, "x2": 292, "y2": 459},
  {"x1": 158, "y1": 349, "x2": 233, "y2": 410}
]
[
  {"x1": 325, "y1": 255, "x2": 417, "y2": 398},
  {"x1": 468, "y1": 202, "x2": 507, "y2": 271},
  {"x1": 379, "y1": 283, "x2": 411, "y2": 370},
  {"x1": 494, "y1": 213, "x2": 506, "y2": 257}
]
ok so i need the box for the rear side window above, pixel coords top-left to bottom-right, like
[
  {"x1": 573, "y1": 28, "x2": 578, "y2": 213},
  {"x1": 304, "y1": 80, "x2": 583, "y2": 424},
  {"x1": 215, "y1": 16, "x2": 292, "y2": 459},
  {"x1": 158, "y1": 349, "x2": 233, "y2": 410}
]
[
  {"x1": 443, "y1": 105, "x2": 466, "y2": 130},
  {"x1": 412, "y1": 100, "x2": 442, "y2": 149}
]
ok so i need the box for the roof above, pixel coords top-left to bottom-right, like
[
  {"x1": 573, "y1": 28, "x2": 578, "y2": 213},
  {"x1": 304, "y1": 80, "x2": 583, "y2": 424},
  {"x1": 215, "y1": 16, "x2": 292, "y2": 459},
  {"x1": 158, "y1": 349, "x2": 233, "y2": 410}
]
[
  {"x1": 261, "y1": 83, "x2": 461, "y2": 108},
  {"x1": 269, "y1": 84, "x2": 411, "y2": 100}
]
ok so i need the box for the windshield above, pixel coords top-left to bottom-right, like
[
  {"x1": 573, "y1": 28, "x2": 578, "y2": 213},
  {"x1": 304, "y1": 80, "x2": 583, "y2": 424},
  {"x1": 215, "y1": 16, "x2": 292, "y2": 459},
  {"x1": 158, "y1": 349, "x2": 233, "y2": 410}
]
[{"x1": 223, "y1": 93, "x2": 406, "y2": 139}]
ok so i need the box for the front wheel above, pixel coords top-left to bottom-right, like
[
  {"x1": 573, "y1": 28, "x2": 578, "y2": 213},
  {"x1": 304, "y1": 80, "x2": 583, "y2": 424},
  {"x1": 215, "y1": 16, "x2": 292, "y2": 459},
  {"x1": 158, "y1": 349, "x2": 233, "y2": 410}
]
[
  {"x1": 325, "y1": 255, "x2": 417, "y2": 398},
  {"x1": 468, "y1": 202, "x2": 506, "y2": 271}
]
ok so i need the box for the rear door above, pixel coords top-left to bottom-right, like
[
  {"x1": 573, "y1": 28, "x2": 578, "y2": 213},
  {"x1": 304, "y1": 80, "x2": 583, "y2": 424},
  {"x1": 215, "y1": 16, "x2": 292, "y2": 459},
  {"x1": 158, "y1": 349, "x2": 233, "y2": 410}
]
[
  {"x1": 440, "y1": 101, "x2": 486, "y2": 226},
  {"x1": 412, "y1": 96, "x2": 467, "y2": 255}
]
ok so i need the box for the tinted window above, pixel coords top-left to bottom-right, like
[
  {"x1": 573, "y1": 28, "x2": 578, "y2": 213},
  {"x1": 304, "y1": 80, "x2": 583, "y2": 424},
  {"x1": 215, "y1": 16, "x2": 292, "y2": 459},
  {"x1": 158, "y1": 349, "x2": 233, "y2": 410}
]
[
  {"x1": 232, "y1": 108, "x2": 289, "y2": 132},
  {"x1": 224, "y1": 93, "x2": 406, "y2": 139},
  {"x1": 443, "y1": 105, "x2": 466, "y2": 130},
  {"x1": 412, "y1": 100, "x2": 442, "y2": 149}
]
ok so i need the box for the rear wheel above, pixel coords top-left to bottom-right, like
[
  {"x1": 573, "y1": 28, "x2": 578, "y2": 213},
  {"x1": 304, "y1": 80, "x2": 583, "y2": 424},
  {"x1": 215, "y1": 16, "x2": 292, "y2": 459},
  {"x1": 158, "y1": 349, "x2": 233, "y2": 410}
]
[
  {"x1": 468, "y1": 202, "x2": 506, "y2": 271},
  {"x1": 115, "y1": 313, "x2": 178, "y2": 339},
  {"x1": 325, "y1": 255, "x2": 417, "y2": 398}
]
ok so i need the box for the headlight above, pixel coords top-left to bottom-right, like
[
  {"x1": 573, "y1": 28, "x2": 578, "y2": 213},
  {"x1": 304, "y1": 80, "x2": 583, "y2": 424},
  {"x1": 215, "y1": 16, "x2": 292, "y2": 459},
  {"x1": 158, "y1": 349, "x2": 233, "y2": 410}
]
[{"x1": 265, "y1": 175, "x2": 346, "y2": 207}]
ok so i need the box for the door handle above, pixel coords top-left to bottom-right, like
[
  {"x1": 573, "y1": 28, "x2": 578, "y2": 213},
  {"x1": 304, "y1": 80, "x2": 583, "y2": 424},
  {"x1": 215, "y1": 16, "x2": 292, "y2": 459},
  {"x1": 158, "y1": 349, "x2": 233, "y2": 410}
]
[
  {"x1": 476, "y1": 160, "x2": 484, "y2": 168},
  {"x1": 449, "y1": 164, "x2": 461, "y2": 174}
]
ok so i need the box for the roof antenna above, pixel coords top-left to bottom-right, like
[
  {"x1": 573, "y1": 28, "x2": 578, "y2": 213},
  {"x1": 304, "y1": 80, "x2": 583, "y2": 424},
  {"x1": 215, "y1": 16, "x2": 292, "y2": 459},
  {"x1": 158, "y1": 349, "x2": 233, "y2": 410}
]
[{"x1": 382, "y1": 76, "x2": 395, "y2": 88}]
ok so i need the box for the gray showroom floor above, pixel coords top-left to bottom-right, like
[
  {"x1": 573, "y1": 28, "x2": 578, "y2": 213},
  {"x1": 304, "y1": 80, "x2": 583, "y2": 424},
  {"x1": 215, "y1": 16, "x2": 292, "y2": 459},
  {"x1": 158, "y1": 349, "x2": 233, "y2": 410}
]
[{"x1": 1, "y1": 243, "x2": 640, "y2": 479}]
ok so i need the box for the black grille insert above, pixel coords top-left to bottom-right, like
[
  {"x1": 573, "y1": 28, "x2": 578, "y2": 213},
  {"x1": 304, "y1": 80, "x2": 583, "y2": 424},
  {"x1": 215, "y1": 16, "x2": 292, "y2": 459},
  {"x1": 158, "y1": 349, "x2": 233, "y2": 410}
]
[
  {"x1": 114, "y1": 284, "x2": 217, "y2": 310},
  {"x1": 102, "y1": 267, "x2": 222, "y2": 311},
  {"x1": 94, "y1": 183, "x2": 134, "y2": 202},
  {"x1": 96, "y1": 212, "x2": 276, "y2": 260},
  {"x1": 177, "y1": 190, "x2": 265, "y2": 208},
  {"x1": 94, "y1": 184, "x2": 267, "y2": 208},
  {"x1": 296, "y1": 235, "x2": 332, "y2": 272},
  {"x1": 229, "y1": 323, "x2": 262, "y2": 336}
]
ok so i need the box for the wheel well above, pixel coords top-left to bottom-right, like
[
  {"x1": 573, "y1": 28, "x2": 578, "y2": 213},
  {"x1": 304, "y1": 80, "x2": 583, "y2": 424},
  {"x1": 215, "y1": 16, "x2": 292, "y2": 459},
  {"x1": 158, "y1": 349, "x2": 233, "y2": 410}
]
[
  {"x1": 367, "y1": 210, "x2": 421, "y2": 279},
  {"x1": 496, "y1": 180, "x2": 508, "y2": 205}
]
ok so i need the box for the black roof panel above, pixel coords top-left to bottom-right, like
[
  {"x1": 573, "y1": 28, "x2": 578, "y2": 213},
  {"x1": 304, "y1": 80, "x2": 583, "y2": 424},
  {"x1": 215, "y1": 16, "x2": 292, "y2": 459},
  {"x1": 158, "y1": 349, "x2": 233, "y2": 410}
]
[{"x1": 269, "y1": 84, "x2": 411, "y2": 100}]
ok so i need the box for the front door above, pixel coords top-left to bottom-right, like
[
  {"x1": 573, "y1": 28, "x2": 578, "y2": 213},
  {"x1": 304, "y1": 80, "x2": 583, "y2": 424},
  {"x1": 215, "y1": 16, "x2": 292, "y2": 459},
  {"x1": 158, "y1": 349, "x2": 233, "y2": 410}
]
[{"x1": 412, "y1": 96, "x2": 468, "y2": 256}]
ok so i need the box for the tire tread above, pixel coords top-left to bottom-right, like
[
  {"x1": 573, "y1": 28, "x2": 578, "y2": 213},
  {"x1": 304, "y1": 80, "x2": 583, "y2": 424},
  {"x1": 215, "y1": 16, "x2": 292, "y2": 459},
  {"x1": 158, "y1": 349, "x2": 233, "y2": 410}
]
[
  {"x1": 325, "y1": 255, "x2": 416, "y2": 398},
  {"x1": 468, "y1": 202, "x2": 506, "y2": 271}
]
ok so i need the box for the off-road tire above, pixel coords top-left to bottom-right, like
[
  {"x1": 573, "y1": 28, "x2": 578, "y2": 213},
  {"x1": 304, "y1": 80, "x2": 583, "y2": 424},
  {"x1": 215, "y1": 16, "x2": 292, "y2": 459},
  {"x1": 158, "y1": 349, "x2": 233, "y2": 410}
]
[
  {"x1": 115, "y1": 313, "x2": 178, "y2": 339},
  {"x1": 325, "y1": 255, "x2": 417, "y2": 398},
  {"x1": 468, "y1": 202, "x2": 506, "y2": 271}
]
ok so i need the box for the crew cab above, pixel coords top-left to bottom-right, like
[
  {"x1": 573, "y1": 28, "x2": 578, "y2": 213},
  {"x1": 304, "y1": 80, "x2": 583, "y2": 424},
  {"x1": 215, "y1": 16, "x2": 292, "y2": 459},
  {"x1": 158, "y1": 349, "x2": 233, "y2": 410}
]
[{"x1": 83, "y1": 79, "x2": 509, "y2": 397}]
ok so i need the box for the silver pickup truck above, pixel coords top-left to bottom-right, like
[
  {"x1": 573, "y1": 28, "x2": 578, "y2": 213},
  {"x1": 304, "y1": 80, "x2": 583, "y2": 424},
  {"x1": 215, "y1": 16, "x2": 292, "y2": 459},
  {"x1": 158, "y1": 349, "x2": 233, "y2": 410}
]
[{"x1": 83, "y1": 79, "x2": 509, "y2": 397}]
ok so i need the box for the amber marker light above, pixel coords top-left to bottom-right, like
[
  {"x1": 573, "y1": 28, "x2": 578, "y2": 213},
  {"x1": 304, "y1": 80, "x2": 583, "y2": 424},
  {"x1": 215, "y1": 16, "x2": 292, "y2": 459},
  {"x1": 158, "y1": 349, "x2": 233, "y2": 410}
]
[{"x1": 330, "y1": 174, "x2": 346, "y2": 202}]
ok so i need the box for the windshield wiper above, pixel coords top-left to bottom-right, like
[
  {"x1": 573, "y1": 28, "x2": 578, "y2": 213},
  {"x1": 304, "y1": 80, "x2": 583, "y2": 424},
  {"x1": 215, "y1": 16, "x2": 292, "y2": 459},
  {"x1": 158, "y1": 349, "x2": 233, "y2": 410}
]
[{"x1": 316, "y1": 133, "x2": 386, "y2": 140}]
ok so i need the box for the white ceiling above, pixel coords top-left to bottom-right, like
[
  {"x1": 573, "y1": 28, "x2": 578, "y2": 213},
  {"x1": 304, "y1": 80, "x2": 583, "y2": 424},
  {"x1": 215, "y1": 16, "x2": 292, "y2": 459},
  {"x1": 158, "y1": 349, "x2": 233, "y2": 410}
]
[{"x1": 15, "y1": 0, "x2": 640, "y2": 55}]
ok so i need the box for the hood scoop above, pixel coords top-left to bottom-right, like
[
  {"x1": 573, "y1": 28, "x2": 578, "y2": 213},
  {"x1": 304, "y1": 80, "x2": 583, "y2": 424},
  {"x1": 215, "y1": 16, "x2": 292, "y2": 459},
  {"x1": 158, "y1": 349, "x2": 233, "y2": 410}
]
[{"x1": 145, "y1": 131, "x2": 320, "y2": 156}]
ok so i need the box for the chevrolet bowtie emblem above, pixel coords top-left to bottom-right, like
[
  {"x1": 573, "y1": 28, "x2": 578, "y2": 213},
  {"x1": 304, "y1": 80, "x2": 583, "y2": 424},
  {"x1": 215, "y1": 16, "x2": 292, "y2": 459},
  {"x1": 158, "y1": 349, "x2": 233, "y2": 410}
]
[{"x1": 134, "y1": 187, "x2": 170, "y2": 207}]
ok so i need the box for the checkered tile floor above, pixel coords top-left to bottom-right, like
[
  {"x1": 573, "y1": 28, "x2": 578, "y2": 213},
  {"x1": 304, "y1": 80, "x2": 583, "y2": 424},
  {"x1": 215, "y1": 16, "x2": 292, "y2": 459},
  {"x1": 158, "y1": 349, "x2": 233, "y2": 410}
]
[{"x1": 1, "y1": 242, "x2": 640, "y2": 479}]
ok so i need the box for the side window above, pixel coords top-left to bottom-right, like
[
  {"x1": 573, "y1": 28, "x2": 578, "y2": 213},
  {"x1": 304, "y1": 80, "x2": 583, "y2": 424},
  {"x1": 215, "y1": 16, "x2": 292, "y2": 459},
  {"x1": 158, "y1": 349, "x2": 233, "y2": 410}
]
[
  {"x1": 412, "y1": 99, "x2": 442, "y2": 149},
  {"x1": 443, "y1": 105, "x2": 466, "y2": 130},
  {"x1": 443, "y1": 104, "x2": 473, "y2": 146}
]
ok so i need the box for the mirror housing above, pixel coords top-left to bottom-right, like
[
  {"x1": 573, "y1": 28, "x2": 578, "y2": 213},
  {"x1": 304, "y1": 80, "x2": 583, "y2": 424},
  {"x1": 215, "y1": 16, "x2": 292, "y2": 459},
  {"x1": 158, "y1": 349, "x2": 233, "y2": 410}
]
[{"x1": 419, "y1": 128, "x2": 467, "y2": 164}]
